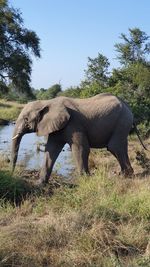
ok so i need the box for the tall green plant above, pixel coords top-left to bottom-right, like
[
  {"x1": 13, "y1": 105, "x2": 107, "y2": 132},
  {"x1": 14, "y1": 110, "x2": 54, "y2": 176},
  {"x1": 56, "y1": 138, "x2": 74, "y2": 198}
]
[{"x1": 0, "y1": 0, "x2": 40, "y2": 95}]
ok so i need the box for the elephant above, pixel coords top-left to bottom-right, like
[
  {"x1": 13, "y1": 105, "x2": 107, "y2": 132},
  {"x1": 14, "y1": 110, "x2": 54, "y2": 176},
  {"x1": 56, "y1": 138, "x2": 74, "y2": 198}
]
[{"x1": 12, "y1": 93, "x2": 146, "y2": 185}]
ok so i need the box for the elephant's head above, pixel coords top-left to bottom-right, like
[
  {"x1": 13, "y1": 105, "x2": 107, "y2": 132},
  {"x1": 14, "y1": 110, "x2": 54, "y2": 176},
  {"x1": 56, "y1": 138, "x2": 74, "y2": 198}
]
[{"x1": 12, "y1": 99, "x2": 70, "y2": 171}]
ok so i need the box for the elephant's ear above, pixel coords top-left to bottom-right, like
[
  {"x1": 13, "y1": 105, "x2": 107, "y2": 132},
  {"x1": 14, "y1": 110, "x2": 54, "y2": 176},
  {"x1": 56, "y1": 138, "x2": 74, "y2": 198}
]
[{"x1": 36, "y1": 104, "x2": 70, "y2": 136}]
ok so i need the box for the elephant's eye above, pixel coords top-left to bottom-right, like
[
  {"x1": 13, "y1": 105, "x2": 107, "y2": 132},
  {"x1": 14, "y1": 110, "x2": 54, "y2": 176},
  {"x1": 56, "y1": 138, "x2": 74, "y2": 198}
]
[
  {"x1": 24, "y1": 117, "x2": 28, "y2": 123},
  {"x1": 24, "y1": 117, "x2": 29, "y2": 127}
]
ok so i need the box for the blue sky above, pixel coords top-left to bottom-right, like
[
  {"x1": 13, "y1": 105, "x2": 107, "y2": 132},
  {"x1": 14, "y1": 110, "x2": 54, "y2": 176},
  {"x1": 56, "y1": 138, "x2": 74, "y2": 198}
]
[{"x1": 10, "y1": 0, "x2": 150, "y2": 90}]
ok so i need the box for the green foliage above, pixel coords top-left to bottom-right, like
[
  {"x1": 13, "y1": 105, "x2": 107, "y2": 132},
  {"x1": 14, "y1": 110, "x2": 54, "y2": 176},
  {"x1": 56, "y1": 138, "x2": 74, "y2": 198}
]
[
  {"x1": 60, "y1": 86, "x2": 82, "y2": 98},
  {"x1": 136, "y1": 150, "x2": 150, "y2": 171},
  {"x1": 36, "y1": 84, "x2": 62, "y2": 100},
  {"x1": 115, "y1": 28, "x2": 150, "y2": 65},
  {"x1": 0, "y1": 170, "x2": 31, "y2": 204},
  {"x1": 64, "y1": 28, "x2": 150, "y2": 136},
  {"x1": 109, "y1": 29, "x2": 150, "y2": 133},
  {"x1": 83, "y1": 53, "x2": 110, "y2": 87},
  {"x1": 1, "y1": 90, "x2": 35, "y2": 103},
  {"x1": 109, "y1": 62, "x2": 150, "y2": 127},
  {"x1": 0, "y1": 0, "x2": 40, "y2": 95},
  {"x1": 80, "y1": 82, "x2": 105, "y2": 98},
  {"x1": 137, "y1": 257, "x2": 150, "y2": 267}
]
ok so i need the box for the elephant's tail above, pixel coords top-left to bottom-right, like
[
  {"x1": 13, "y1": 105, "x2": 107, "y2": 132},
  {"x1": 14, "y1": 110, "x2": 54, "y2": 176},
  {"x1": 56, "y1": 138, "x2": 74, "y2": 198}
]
[{"x1": 133, "y1": 122, "x2": 148, "y2": 151}]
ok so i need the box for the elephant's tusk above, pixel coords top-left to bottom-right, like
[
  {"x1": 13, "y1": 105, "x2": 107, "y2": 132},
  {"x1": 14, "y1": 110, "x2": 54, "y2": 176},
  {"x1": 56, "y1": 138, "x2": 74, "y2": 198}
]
[{"x1": 12, "y1": 134, "x2": 19, "y2": 140}]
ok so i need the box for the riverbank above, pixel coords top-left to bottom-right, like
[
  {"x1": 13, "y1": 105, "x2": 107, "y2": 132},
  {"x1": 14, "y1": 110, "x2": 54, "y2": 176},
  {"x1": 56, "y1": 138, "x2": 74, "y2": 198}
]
[
  {"x1": 0, "y1": 99, "x2": 23, "y2": 123},
  {"x1": 0, "y1": 138, "x2": 150, "y2": 266}
]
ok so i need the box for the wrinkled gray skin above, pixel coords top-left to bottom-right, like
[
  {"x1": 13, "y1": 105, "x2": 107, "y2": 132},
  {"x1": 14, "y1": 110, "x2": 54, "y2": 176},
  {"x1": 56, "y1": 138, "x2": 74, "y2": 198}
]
[{"x1": 12, "y1": 93, "x2": 134, "y2": 185}]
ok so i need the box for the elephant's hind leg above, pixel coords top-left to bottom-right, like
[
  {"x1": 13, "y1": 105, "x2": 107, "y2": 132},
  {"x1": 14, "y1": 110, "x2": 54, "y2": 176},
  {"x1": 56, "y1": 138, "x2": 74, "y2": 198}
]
[{"x1": 108, "y1": 138, "x2": 134, "y2": 177}]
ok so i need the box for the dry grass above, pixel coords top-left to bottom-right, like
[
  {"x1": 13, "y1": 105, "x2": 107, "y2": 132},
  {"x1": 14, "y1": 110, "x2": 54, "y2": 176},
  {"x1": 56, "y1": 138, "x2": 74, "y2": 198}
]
[
  {"x1": 0, "y1": 99, "x2": 23, "y2": 121},
  {"x1": 0, "y1": 137, "x2": 150, "y2": 266}
]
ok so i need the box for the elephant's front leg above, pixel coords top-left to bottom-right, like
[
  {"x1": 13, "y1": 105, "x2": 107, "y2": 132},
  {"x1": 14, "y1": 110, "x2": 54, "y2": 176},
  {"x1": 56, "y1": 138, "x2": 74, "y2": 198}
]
[
  {"x1": 37, "y1": 136, "x2": 65, "y2": 185},
  {"x1": 71, "y1": 137, "x2": 90, "y2": 175}
]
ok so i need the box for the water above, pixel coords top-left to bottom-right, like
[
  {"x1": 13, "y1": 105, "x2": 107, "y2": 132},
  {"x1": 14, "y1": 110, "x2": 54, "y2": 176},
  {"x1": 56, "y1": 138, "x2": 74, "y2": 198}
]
[{"x1": 0, "y1": 124, "x2": 74, "y2": 176}]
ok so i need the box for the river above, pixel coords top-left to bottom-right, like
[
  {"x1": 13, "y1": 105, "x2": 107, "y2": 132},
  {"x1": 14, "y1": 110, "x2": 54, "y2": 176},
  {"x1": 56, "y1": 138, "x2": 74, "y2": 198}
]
[{"x1": 0, "y1": 124, "x2": 74, "y2": 176}]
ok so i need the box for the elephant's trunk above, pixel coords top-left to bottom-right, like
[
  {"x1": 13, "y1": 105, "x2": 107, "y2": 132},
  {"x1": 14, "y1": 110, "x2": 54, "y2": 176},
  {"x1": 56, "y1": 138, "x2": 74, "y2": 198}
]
[{"x1": 11, "y1": 127, "x2": 23, "y2": 172}]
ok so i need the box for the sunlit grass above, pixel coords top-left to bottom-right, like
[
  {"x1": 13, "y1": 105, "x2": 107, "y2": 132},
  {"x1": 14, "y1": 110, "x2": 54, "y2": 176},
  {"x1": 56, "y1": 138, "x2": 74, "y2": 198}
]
[
  {"x1": 0, "y1": 99, "x2": 23, "y2": 121},
  {"x1": 0, "y1": 139, "x2": 150, "y2": 266}
]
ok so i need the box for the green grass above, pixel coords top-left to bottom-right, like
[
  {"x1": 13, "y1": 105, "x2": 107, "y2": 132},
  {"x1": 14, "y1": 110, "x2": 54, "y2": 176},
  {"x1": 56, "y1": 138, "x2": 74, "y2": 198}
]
[
  {"x1": 0, "y1": 170, "x2": 32, "y2": 204},
  {"x1": 0, "y1": 140, "x2": 150, "y2": 266},
  {"x1": 0, "y1": 99, "x2": 23, "y2": 121},
  {"x1": 0, "y1": 166, "x2": 149, "y2": 266}
]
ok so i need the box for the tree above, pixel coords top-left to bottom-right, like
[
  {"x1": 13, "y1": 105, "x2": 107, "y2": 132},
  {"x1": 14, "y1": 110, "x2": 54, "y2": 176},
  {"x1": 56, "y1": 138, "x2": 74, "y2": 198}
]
[
  {"x1": 83, "y1": 53, "x2": 110, "y2": 87},
  {"x1": 115, "y1": 28, "x2": 150, "y2": 66},
  {"x1": 60, "y1": 86, "x2": 82, "y2": 98},
  {"x1": 47, "y1": 84, "x2": 62, "y2": 98},
  {"x1": 110, "y1": 28, "x2": 150, "y2": 131},
  {"x1": 0, "y1": 0, "x2": 40, "y2": 95},
  {"x1": 109, "y1": 62, "x2": 150, "y2": 127},
  {"x1": 36, "y1": 84, "x2": 62, "y2": 100}
]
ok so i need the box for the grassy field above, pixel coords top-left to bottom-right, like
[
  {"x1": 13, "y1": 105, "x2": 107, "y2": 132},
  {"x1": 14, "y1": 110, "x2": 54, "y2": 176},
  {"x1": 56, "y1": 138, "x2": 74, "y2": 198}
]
[
  {"x1": 0, "y1": 137, "x2": 150, "y2": 267},
  {"x1": 0, "y1": 99, "x2": 23, "y2": 122}
]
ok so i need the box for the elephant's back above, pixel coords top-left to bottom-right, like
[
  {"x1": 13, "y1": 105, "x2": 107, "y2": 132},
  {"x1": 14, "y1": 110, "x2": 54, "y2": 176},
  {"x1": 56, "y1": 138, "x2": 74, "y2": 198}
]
[
  {"x1": 74, "y1": 93, "x2": 122, "y2": 119},
  {"x1": 73, "y1": 94, "x2": 130, "y2": 148}
]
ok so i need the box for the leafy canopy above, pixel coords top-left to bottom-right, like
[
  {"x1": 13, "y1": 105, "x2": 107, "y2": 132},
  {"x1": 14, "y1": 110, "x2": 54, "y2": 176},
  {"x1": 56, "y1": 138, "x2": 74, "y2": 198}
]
[
  {"x1": 115, "y1": 28, "x2": 150, "y2": 65},
  {"x1": 61, "y1": 28, "x2": 150, "y2": 135},
  {"x1": 0, "y1": 0, "x2": 40, "y2": 95},
  {"x1": 83, "y1": 53, "x2": 110, "y2": 87},
  {"x1": 110, "y1": 28, "x2": 150, "y2": 127},
  {"x1": 36, "y1": 84, "x2": 62, "y2": 100}
]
